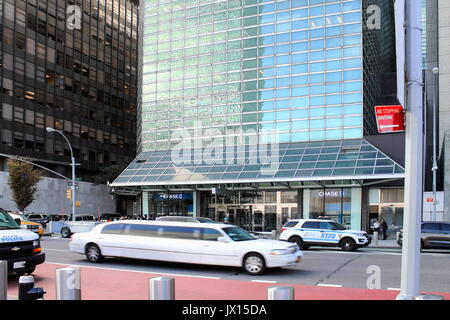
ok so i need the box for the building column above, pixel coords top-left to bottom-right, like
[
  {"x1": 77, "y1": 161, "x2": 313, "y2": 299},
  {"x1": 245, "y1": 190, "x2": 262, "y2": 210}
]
[
  {"x1": 303, "y1": 189, "x2": 310, "y2": 219},
  {"x1": 142, "y1": 191, "x2": 149, "y2": 218},
  {"x1": 351, "y1": 187, "x2": 362, "y2": 230}
]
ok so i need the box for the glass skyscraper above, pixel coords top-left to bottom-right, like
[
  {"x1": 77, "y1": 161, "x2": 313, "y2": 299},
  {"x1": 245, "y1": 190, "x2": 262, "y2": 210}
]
[{"x1": 113, "y1": 0, "x2": 405, "y2": 233}]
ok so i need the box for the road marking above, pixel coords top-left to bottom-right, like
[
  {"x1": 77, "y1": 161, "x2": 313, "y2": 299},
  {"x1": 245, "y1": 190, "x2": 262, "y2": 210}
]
[
  {"x1": 44, "y1": 261, "x2": 222, "y2": 280},
  {"x1": 387, "y1": 288, "x2": 401, "y2": 291},
  {"x1": 316, "y1": 283, "x2": 343, "y2": 288},
  {"x1": 251, "y1": 280, "x2": 277, "y2": 283}
]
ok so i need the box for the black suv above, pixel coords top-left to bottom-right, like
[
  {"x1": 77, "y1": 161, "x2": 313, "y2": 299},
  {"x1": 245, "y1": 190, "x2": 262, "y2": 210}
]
[{"x1": 398, "y1": 222, "x2": 450, "y2": 250}]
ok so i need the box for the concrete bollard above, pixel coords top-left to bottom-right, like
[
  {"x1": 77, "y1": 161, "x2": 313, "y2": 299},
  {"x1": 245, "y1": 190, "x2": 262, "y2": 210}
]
[
  {"x1": 55, "y1": 266, "x2": 81, "y2": 300},
  {"x1": 415, "y1": 294, "x2": 444, "y2": 300},
  {"x1": 267, "y1": 286, "x2": 294, "y2": 300},
  {"x1": 271, "y1": 230, "x2": 277, "y2": 240},
  {"x1": 373, "y1": 231, "x2": 379, "y2": 247},
  {"x1": 0, "y1": 261, "x2": 7, "y2": 300},
  {"x1": 149, "y1": 276, "x2": 175, "y2": 300}
]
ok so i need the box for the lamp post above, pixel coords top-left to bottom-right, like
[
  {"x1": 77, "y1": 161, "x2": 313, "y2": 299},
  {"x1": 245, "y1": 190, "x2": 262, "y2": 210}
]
[
  {"x1": 431, "y1": 67, "x2": 439, "y2": 222},
  {"x1": 46, "y1": 127, "x2": 76, "y2": 222}
]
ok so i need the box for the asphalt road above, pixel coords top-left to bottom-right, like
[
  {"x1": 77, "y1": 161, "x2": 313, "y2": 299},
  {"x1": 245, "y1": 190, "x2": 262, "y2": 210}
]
[{"x1": 39, "y1": 236, "x2": 450, "y2": 293}]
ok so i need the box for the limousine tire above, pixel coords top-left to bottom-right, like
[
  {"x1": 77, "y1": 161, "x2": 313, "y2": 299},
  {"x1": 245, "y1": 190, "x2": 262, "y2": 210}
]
[
  {"x1": 61, "y1": 227, "x2": 71, "y2": 238},
  {"x1": 85, "y1": 243, "x2": 103, "y2": 263},
  {"x1": 243, "y1": 253, "x2": 266, "y2": 276}
]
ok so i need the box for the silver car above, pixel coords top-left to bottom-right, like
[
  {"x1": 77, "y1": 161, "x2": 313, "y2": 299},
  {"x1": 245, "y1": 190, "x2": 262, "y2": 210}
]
[{"x1": 398, "y1": 222, "x2": 450, "y2": 250}]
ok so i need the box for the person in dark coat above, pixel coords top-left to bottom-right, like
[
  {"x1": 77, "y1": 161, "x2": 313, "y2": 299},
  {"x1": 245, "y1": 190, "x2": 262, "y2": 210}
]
[{"x1": 381, "y1": 218, "x2": 388, "y2": 240}]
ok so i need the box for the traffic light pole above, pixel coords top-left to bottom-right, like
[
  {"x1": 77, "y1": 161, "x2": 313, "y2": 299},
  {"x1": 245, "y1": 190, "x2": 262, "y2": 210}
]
[{"x1": 71, "y1": 156, "x2": 76, "y2": 222}]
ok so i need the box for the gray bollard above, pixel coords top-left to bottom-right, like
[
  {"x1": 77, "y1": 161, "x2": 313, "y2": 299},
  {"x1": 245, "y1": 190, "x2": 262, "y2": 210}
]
[
  {"x1": 267, "y1": 286, "x2": 295, "y2": 300},
  {"x1": 55, "y1": 266, "x2": 81, "y2": 300},
  {"x1": 415, "y1": 294, "x2": 444, "y2": 300},
  {"x1": 0, "y1": 261, "x2": 7, "y2": 300},
  {"x1": 149, "y1": 276, "x2": 175, "y2": 300},
  {"x1": 271, "y1": 230, "x2": 277, "y2": 240},
  {"x1": 373, "y1": 231, "x2": 379, "y2": 246}
]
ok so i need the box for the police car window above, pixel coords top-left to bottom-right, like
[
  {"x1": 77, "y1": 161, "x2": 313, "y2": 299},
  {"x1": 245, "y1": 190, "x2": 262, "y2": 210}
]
[
  {"x1": 320, "y1": 222, "x2": 346, "y2": 230},
  {"x1": 302, "y1": 221, "x2": 319, "y2": 229},
  {"x1": 283, "y1": 221, "x2": 299, "y2": 228},
  {"x1": 0, "y1": 210, "x2": 20, "y2": 229}
]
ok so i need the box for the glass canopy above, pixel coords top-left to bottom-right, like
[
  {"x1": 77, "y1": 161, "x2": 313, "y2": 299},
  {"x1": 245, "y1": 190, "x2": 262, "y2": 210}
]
[{"x1": 111, "y1": 139, "x2": 404, "y2": 187}]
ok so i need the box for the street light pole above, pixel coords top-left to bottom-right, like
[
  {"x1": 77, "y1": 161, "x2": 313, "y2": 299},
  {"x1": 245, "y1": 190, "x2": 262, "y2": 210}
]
[
  {"x1": 46, "y1": 128, "x2": 76, "y2": 222},
  {"x1": 396, "y1": 0, "x2": 423, "y2": 300},
  {"x1": 431, "y1": 67, "x2": 439, "y2": 222}
]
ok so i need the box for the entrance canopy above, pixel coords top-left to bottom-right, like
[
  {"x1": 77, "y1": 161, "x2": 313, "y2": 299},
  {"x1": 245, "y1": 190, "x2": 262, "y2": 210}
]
[{"x1": 111, "y1": 139, "x2": 404, "y2": 194}]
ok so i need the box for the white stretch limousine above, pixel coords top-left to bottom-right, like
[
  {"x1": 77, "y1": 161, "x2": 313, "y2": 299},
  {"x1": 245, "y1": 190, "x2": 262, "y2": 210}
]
[{"x1": 69, "y1": 220, "x2": 302, "y2": 275}]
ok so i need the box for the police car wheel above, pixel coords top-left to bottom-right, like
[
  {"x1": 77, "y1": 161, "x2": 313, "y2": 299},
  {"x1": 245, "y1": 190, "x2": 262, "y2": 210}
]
[
  {"x1": 340, "y1": 238, "x2": 356, "y2": 251},
  {"x1": 86, "y1": 244, "x2": 103, "y2": 263},
  {"x1": 289, "y1": 236, "x2": 307, "y2": 250},
  {"x1": 243, "y1": 253, "x2": 266, "y2": 275}
]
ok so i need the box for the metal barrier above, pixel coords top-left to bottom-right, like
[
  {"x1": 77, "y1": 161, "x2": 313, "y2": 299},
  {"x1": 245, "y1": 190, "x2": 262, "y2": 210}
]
[
  {"x1": 372, "y1": 231, "x2": 379, "y2": 247},
  {"x1": 267, "y1": 286, "x2": 295, "y2": 300},
  {"x1": 149, "y1": 276, "x2": 175, "y2": 300},
  {"x1": 0, "y1": 261, "x2": 6, "y2": 300},
  {"x1": 55, "y1": 266, "x2": 81, "y2": 300}
]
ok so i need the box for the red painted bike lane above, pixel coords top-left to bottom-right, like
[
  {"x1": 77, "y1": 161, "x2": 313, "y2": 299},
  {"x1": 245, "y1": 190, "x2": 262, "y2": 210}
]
[{"x1": 7, "y1": 263, "x2": 450, "y2": 300}]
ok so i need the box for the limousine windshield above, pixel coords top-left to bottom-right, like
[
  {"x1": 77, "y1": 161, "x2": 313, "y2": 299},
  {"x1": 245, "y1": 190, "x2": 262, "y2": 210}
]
[{"x1": 222, "y1": 226, "x2": 256, "y2": 241}]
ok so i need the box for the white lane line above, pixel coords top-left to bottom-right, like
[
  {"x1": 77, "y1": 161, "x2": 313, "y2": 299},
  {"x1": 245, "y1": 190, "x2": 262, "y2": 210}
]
[
  {"x1": 44, "y1": 261, "x2": 222, "y2": 280},
  {"x1": 42, "y1": 248, "x2": 70, "y2": 252},
  {"x1": 387, "y1": 288, "x2": 401, "y2": 291},
  {"x1": 251, "y1": 280, "x2": 277, "y2": 283},
  {"x1": 316, "y1": 283, "x2": 343, "y2": 288}
]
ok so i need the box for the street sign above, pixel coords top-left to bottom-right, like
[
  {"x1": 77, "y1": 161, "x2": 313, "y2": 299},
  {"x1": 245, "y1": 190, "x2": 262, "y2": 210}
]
[
  {"x1": 68, "y1": 182, "x2": 79, "y2": 189},
  {"x1": 375, "y1": 105, "x2": 405, "y2": 133}
]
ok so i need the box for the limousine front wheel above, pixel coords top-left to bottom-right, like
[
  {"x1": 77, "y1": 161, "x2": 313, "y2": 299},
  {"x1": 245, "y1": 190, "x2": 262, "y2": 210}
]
[
  {"x1": 243, "y1": 253, "x2": 266, "y2": 275},
  {"x1": 86, "y1": 243, "x2": 103, "y2": 263}
]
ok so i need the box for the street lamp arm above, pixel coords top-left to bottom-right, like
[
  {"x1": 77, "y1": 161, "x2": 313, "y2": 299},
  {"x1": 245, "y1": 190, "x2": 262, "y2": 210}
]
[{"x1": 51, "y1": 129, "x2": 74, "y2": 158}]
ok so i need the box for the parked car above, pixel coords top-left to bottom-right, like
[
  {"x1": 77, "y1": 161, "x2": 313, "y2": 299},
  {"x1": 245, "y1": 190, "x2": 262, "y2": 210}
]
[
  {"x1": 26, "y1": 213, "x2": 51, "y2": 227},
  {"x1": 100, "y1": 213, "x2": 123, "y2": 222},
  {"x1": 279, "y1": 219, "x2": 371, "y2": 251},
  {"x1": 8, "y1": 213, "x2": 44, "y2": 238},
  {"x1": 155, "y1": 216, "x2": 217, "y2": 223},
  {"x1": 60, "y1": 215, "x2": 102, "y2": 238},
  {"x1": 69, "y1": 220, "x2": 302, "y2": 275},
  {"x1": 398, "y1": 221, "x2": 450, "y2": 250}
]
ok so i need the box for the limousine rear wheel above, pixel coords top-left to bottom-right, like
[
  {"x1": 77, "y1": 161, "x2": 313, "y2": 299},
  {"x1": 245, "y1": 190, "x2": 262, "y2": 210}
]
[
  {"x1": 243, "y1": 253, "x2": 266, "y2": 275},
  {"x1": 86, "y1": 243, "x2": 103, "y2": 263}
]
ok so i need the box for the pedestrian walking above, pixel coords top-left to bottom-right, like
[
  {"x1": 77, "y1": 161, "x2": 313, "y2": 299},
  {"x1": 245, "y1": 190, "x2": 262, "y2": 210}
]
[{"x1": 381, "y1": 218, "x2": 388, "y2": 240}]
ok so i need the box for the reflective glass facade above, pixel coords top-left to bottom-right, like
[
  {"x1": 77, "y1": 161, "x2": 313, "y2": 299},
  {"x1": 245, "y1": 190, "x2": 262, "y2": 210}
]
[{"x1": 141, "y1": 0, "x2": 364, "y2": 152}]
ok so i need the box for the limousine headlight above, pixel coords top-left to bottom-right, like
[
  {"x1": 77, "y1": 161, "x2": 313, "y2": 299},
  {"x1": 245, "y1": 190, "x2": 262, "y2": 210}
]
[{"x1": 270, "y1": 249, "x2": 289, "y2": 255}]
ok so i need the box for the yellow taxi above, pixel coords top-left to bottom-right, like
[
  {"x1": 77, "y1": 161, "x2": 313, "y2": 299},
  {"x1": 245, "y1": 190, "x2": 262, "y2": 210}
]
[{"x1": 9, "y1": 212, "x2": 44, "y2": 238}]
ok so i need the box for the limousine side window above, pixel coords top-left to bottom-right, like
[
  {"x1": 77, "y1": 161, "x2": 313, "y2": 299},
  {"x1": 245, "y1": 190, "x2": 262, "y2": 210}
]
[
  {"x1": 203, "y1": 228, "x2": 223, "y2": 241},
  {"x1": 123, "y1": 224, "x2": 202, "y2": 240},
  {"x1": 102, "y1": 224, "x2": 125, "y2": 235}
]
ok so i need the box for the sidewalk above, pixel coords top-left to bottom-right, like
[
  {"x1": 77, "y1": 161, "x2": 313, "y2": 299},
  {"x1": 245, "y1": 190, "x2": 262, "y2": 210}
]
[
  {"x1": 6, "y1": 262, "x2": 449, "y2": 300},
  {"x1": 368, "y1": 239, "x2": 400, "y2": 249}
]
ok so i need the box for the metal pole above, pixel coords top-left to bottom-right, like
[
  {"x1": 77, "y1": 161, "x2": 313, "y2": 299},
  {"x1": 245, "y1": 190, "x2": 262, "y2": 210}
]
[
  {"x1": 55, "y1": 266, "x2": 81, "y2": 300},
  {"x1": 149, "y1": 277, "x2": 175, "y2": 300},
  {"x1": 72, "y1": 156, "x2": 76, "y2": 222},
  {"x1": 0, "y1": 261, "x2": 7, "y2": 300},
  {"x1": 397, "y1": 0, "x2": 423, "y2": 300},
  {"x1": 431, "y1": 67, "x2": 439, "y2": 222},
  {"x1": 267, "y1": 286, "x2": 294, "y2": 300}
]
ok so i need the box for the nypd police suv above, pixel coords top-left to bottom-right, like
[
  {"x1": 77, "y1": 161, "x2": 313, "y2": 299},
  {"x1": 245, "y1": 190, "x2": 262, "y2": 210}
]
[
  {"x1": 0, "y1": 208, "x2": 45, "y2": 275},
  {"x1": 279, "y1": 219, "x2": 371, "y2": 251}
]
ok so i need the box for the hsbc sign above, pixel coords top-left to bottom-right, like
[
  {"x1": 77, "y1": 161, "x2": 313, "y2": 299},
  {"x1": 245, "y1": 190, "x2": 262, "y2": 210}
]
[{"x1": 375, "y1": 105, "x2": 405, "y2": 133}]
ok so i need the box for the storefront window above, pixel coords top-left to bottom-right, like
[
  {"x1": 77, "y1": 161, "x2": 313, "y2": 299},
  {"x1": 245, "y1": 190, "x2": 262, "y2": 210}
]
[
  {"x1": 145, "y1": 192, "x2": 194, "y2": 219},
  {"x1": 310, "y1": 188, "x2": 352, "y2": 226}
]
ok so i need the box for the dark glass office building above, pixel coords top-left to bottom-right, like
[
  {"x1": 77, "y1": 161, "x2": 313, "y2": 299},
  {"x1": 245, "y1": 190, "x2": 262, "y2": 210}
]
[{"x1": 0, "y1": 0, "x2": 139, "y2": 182}]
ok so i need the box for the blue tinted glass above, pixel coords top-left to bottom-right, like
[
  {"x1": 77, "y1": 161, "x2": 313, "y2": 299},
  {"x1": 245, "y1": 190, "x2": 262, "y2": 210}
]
[
  {"x1": 343, "y1": 58, "x2": 361, "y2": 69},
  {"x1": 310, "y1": 62, "x2": 324, "y2": 72},
  {"x1": 326, "y1": 83, "x2": 341, "y2": 93},
  {"x1": 261, "y1": 46, "x2": 274, "y2": 55},
  {"x1": 326, "y1": 60, "x2": 341, "y2": 71},
  {"x1": 292, "y1": 109, "x2": 309, "y2": 118},
  {"x1": 292, "y1": 75, "x2": 308, "y2": 85},
  {"x1": 310, "y1": 131, "x2": 325, "y2": 140},
  {"x1": 293, "y1": 86, "x2": 308, "y2": 96},
  {"x1": 326, "y1": 48, "x2": 342, "y2": 59},
  {"x1": 310, "y1": 28, "x2": 324, "y2": 39},
  {"x1": 277, "y1": 122, "x2": 290, "y2": 131},
  {"x1": 292, "y1": 41, "x2": 308, "y2": 52},
  {"x1": 277, "y1": 22, "x2": 291, "y2": 33},
  {"x1": 260, "y1": 3, "x2": 275, "y2": 13},
  {"x1": 276, "y1": 44, "x2": 290, "y2": 54},
  {"x1": 292, "y1": 64, "x2": 308, "y2": 74},
  {"x1": 260, "y1": 90, "x2": 274, "y2": 100},
  {"x1": 292, "y1": 8, "x2": 308, "y2": 19},
  {"x1": 344, "y1": 116, "x2": 363, "y2": 126},
  {"x1": 262, "y1": 67, "x2": 275, "y2": 77},
  {"x1": 344, "y1": 128, "x2": 362, "y2": 139},
  {"x1": 326, "y1": 38, "x2": 342, "y2": 48},
  {"x1": 344, "y1": 12, "x2": 362, "y2": 23},
  {"x1": 326, "y1": 118, "x2": 342, "y2": 128},
  {"x1": 276, "y1": 99, "x2": 290, "y2": 109},
  {"x1": 327, "y1": 106, "x2": 343, "y2": 116},
  {"x1": 343, "y1": 104, "x2": 362, "y2": 115},
  {"x1": 261, "y1": 56, "x2": 274, "y2": 67},
  {"x1": 259, "y1": 35, "x2": 275, "y2": 45},
  {"x1": 291, "y1": 97, "x2": 309, "y2": 107},
  {"x1": 310, "y1": 96, "x2": 324, "y2": 106},
  {"x1": 310, "y1": 50, "x2": 324, "y2": 60},
  {"x1": 276, "y1": 33, "x2": 290, "y2": 43},
  {"x1": 277, "y1": 0, "x2": 290, "y2": 10},
  {"x1": 343, "y1": 23, "x2": 361, "y2": 34},
  {"x1": 326, "y1": 94, "x2": 342, "y2": 105},
  {"x1": 343, "y1": 93, "x2": 362, "y2": 103},
  {"x1": 326, "y1": 129, "x2": 343, "y2": 139},
  {"x1": 326, "y1": 26, "x2": 341, "y2": 37},
  {"x1": 261, "y1": 24, "x2": 275, "y2": 34},
  {"x1": 310, "y1": 17, "x2": 324, "y2": 27},
  {"x1": 277, "y1": 77, "x2": 290, "y2": 86},
  {"x1": 292, "y1": 131, "x2": 309, "y2": 141},
  {"x1": 292, "y1": 30, "x2": 308, "y2": 41},
  {"x1": 344, "y1": 70, "x2": 361, "y2": 80},
  {"x1": 292, "y1": 120, "x2": 309, "y2": 129},
  {"x1": 326, "y1": 71, "x2": 342, "y2": 82},
  {"x1": 277, "y1": 11, "x2": 290, "y2": 22},
  {"x1": 344, "y1": 46, "x2": 361, "y2": 57},
  {"x1": 310, "y1": 85, "x2": 324, "y2": 95},
  {"x1": 277, "y1": 66, "x2": 290, "y2": 75},
  {"x1": 343, "y1": 0, "x2": 361, "y2": 11},
  {"x1": 311, "y1": 108, "x2": 325, "y2": 117},
  {"x1": 277, "y1": 111, "x2": 290, "y2": 120},
  {"x1": 260, "y1": 100, "x2": 274, "y2": 110},
  {"x1": 344, "y1": 35, "x2": 361, "y2": 45},
  {"x1": 292, "y1": 19, "x2": 308, "y2": 30},
  {"x1": 343, "y1": 81, "x2": 362, "y2": 92},
  {"x1": 260, "y1": 14, "x2": 275, "y2": 24},
  {"x1": 260, "y1": 112, "x2": 275, "y2": 121},
  {"x1": 292, "y1": 52, "x2": 308, "y2": 63},
  {"x1": 310, "y1": 6, "x2": 324, "y2": 16},
  {"x1": 326, "y1": 3, "x2": 341, "y2": 14},
  {"x1": 310, "y1": 73, "x2": 324, "y2": 83},
  {"x1": 276, "y1": 88, "x2": 290, "y2": 98},
  {"x1": 310, "y1": 39, "x2": 324, "y2": 49},
  {"x1": 277, "y1": 55, "x2": 290, "y2": 65}
]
